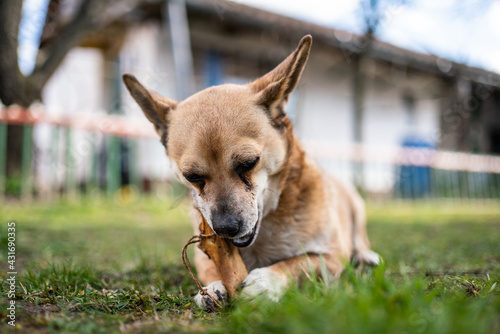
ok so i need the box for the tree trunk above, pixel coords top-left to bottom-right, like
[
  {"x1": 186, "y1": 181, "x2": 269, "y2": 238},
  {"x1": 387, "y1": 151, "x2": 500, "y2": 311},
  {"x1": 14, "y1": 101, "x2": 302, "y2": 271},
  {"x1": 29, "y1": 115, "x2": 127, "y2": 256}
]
[{"x1": 0, "y1": 1, "x2": 32, "y2": 193}]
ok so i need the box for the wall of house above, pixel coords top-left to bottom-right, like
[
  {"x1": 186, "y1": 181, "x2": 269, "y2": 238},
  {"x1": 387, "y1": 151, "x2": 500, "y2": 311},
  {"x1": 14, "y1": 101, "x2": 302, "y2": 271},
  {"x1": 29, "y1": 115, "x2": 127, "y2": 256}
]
[
  {"x1": 120, "y1": 22, "x2": 177, "y2": 183},
  {"x1": 295, "y1": 53, "x2": 441, "y2": 192},
  {"x1": 37, "y1": 47, "x2": 105, "y2": 193}
]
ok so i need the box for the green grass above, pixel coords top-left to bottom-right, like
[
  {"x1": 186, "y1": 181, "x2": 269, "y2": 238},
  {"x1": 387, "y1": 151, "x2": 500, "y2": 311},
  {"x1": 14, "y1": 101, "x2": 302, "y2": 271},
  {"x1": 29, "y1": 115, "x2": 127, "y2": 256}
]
[{"x1": 1, "y1": 197, "x2": 499, "y2": 333}]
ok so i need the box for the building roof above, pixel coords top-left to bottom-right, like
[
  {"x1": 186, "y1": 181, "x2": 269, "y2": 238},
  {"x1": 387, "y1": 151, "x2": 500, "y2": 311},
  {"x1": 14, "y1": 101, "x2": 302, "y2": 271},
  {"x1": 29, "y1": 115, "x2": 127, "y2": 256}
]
[
  {"x1": 181, "y1": 0, "x2": 500, "y2": 88},
  {"x1": 71, "y1": 0, "x2": 499, "y2": 88}
]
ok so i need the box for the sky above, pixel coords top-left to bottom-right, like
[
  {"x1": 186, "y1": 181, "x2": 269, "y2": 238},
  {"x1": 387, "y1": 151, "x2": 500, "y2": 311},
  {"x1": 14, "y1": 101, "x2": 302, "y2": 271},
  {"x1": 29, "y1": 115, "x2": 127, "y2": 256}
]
[
  {"x1": 18, "y1": 0, "x2": 500, "y2": 75},
  {"x1": 232, "y1": 0, "x2": 500, "y2": 74},
  {"x1": 18, "y1": 0, "x2": 49, "y2": 75}
]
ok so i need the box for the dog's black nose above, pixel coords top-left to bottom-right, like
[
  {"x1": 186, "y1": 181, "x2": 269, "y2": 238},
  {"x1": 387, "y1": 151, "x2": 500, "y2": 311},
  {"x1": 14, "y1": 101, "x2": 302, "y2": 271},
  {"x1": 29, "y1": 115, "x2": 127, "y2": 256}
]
[
  {"x1": 212, "y1": 218, "x2": 240, "y2": 237},
  {"x1": 211, "y1": 202, "x2": 242, "y2": 237}
]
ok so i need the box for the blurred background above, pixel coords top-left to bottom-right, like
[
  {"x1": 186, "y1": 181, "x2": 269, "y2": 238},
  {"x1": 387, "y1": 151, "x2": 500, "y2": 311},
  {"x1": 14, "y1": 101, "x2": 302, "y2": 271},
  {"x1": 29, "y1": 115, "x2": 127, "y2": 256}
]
[{"x1": 1, "y1": 0, "x2": 500, "y2": 203}]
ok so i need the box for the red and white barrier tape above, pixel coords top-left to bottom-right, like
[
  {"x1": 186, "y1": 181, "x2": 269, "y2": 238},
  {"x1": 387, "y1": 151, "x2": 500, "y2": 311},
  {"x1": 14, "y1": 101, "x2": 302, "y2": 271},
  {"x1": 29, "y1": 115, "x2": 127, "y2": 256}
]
[
  {"x1": 0, "y1": 106, "x2": 157, "y2": 139},
  {"x1": 1, "y1": 106, "x2": 500, "y2": 174}
]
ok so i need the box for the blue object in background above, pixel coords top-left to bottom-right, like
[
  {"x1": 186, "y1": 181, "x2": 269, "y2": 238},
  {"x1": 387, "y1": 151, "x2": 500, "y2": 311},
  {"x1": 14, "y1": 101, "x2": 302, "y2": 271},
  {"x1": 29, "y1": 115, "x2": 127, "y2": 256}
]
[
  {"x1": 205, "y1": 50, "x2": 223, "y2": 87},
  {"x1": 396, "y1": 135, "x2": 435, "y2": 198}
]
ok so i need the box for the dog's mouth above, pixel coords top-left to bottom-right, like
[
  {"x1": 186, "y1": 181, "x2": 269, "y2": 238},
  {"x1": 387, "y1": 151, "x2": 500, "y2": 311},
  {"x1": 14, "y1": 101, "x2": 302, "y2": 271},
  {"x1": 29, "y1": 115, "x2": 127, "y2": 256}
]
[
  {"x1": 231, "y1": 223, "x2": 258, "y2": 248},
  {"x1": 231, "y1": 211, "x2": 261, "y2": 248}
]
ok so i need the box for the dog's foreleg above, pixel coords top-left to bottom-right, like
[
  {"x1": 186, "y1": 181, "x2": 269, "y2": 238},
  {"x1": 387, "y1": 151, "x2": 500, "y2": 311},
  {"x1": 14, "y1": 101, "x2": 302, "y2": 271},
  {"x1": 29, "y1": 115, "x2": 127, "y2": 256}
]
[
  {"x1": 240, "y1": 254, "x2": 344, "y2": 301},
  {"x1": 350, "y1": 196, "x2": 381, "y2": 266}
]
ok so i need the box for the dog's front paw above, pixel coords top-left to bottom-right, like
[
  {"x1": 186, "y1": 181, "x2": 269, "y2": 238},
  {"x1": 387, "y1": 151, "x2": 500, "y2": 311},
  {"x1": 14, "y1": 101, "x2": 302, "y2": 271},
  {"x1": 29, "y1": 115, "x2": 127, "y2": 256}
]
[
  {"x1": 353, "y1": 250, "x2": 381, "y2": 267},
  {"x1": 240, "y1": 267, "x2": 287, "y2": 302},
  {"x1": 194, "y1": 280, "x2": 227, "y2": 312}
]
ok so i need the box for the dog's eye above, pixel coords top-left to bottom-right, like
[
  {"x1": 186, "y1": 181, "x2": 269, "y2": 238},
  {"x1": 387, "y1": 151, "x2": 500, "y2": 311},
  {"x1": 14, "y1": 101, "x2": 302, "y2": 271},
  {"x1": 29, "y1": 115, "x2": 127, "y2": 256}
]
[
  {"x1": 236, "y1": 156, "x2": 260, "y2": 175},
  {"x1": 184, "y1": 173, "x2": 204, "y2": 183}
]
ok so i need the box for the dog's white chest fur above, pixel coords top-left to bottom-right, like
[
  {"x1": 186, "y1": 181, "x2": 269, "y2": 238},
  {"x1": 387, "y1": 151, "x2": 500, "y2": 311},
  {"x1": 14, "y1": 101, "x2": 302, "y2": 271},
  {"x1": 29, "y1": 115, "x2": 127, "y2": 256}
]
[
  {"x1": 239, "y1": 223, "x2": 296, "y2": 270},
  {"x1": 239, "y1": 216, "x2": 332, "y2": 271}
]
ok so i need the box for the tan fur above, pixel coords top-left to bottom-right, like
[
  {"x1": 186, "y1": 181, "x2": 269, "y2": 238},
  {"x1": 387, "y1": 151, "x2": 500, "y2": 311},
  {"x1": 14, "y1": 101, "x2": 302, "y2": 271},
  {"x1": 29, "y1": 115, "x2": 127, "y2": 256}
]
[{"x1": 123, "y1": 35, "x2": 379, "y2": 306}]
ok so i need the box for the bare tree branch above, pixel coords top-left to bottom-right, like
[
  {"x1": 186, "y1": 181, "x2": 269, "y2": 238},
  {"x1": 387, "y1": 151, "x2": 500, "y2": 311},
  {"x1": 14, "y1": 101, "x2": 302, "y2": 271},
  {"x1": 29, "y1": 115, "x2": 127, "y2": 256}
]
[
  {"x1": 0, "y1": 0, "x2": 139, "y2": 106},
  {"x1": 28, "y1": 0, "x2": 105, "y2": 99},
  {"x1": 26, "y1": 0, "x2": 141, "y2": 101},
  {"x1": 38, "y1": 0, "x2": 63, "y2": 51}
]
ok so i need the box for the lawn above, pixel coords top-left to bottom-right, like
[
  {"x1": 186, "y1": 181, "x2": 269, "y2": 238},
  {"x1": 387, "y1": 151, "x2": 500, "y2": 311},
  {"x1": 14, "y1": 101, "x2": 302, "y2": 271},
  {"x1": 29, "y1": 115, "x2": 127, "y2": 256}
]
[{"x1": 0, "y1": 196, "x2": 499, "y2": 333}]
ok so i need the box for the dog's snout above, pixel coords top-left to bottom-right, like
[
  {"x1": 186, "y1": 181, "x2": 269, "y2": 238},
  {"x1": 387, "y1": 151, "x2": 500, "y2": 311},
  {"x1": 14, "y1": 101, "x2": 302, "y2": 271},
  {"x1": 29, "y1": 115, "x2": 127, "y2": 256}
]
[
  {"x1": 213, "y1": 217, "x2": 241, "y2": 237},
  {"x1": 211, "y1": 202, "x2": 243, "y2": 237}
]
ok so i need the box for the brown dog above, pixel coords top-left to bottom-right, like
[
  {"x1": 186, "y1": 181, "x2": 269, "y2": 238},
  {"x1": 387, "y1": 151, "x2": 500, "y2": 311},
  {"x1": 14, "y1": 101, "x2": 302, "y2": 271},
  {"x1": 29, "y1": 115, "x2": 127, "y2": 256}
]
[{"x1": 123, "y1": 35, "x2": 379, "y2": 308}]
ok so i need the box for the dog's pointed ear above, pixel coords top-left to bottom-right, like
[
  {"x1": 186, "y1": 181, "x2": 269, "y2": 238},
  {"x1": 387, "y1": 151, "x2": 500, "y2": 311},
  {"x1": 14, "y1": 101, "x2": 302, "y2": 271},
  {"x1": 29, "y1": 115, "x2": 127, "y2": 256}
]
[
  {"x1": 122, "y1": 74, "x2": 177, "y2": 138},
  {"x1": 249, "y1": 35, "x2": 312, "y2": 124}
]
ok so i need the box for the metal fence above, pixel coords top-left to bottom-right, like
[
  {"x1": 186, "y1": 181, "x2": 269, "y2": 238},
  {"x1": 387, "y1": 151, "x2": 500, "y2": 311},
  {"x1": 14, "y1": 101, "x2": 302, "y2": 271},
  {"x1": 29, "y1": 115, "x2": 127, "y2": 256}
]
[
  {"x1": 305, "y1": 142, "x2": 500, "y2": 202},
  {"x1": 1, "y1": 105, "x2": 500, "y2": 203},
  {"x1": 0, "y1": 106, "x2": 157, "y2": 201}
]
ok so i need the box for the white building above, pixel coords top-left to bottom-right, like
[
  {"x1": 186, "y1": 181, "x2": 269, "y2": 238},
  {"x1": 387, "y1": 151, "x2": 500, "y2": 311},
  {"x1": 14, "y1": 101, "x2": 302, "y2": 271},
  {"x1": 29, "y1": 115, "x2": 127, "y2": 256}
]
[{"x1": 38, "y1": 0, "x2": 500, "y2": 195}]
